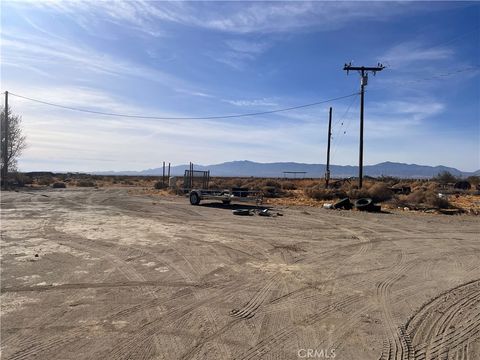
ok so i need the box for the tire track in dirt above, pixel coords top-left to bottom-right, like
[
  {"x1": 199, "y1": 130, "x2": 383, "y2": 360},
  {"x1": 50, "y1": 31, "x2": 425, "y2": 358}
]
[
  {"x1": 5, "y1": 221, "x2": 169, "y2": 360},
  {"x1": 230, "y1": 275, "x2": 281, "y2": 319},
  {"x1": 233, "y1": 226, "x2": 385, "y2": 360},
  {"x1": 377, "y1": 251, "x2": 415, "y2": 360},
  {"x1": 405, "y1": 279, "x2": 480, "y2": 360}
]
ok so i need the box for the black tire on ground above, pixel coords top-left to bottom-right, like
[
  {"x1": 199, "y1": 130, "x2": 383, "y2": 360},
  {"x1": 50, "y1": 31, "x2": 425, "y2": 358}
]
[
  {"x1": 333, "y1": 197, "x2": 352, "y2": 210},
  {"x1": 222, "y1": 200, "x2": 231, "y2": 205},
  {"x1": 355, "y1": 198, "x2": 373, "y2": 211},
  {"x1": 190, "y1": 192, "x2": 200, "y2": 205}
]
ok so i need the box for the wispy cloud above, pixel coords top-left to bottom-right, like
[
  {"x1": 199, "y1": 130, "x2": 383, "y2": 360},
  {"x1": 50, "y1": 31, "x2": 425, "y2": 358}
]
[
  {"x1": 1, "y1": 30, "x2": 197, "y2": 91},
  {"x1": 16, "y1": 1, "x2": 417, "y2": 35},
  {"x1": 380, "y1": 41, "x2": 454, "y2": 69},
  {"x1": 222, "y1": 98, "x2": 278, "y2": 107},
  {"x1": 214, "y1": 39, "x2": 272, "y2": 69}
]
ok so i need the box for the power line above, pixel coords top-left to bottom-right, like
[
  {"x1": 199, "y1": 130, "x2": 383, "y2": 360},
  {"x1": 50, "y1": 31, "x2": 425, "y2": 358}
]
[
  {"x1": 7, "y1": 91, "x2": 360, "y2": 120},
  {"x1": 330, "y1": 94, "x2": 359, "y2": 161},
  {"x1": 395, "y1": 66, "x2": 480, "y2": 85}
]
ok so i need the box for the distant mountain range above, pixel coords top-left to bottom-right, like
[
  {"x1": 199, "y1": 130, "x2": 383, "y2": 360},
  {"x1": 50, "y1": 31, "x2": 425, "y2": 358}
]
[{"x1": 95, "y1": 160, "x2": 479, "y2": 179}]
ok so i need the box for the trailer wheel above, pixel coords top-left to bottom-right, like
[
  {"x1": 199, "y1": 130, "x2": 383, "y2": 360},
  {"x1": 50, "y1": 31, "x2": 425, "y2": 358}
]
[{"x1": 190, "y1": 192, "x2": 200, "y2": 205}]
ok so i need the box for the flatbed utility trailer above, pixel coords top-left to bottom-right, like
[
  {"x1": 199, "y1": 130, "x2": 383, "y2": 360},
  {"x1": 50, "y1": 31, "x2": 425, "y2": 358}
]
[{"x1": 188, "y1": 188, "x2": 263, "y2": 206}]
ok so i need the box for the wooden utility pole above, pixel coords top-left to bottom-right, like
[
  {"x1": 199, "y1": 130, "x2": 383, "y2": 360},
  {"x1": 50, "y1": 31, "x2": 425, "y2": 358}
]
[
  {"x1": 162, "y1": 161, "x2": 166, "y2": 185},
  {"x1": 2, "y1": 91, "x2": 8, "y2": 190},
  {"x1": 325, "y1": 107, "x2": 332, "y2": 188},
  {"x1": 343, "y1": 63, "x2": 385, "y2": 188}
]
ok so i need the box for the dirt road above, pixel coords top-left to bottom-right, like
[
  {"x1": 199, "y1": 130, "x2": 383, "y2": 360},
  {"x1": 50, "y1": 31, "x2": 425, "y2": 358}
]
[{"x1": 1, "y1": 188, "x2": 479, "y2": 359}]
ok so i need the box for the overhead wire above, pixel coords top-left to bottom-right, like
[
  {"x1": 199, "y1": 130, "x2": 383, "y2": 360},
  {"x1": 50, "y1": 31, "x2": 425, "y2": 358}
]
[
  {"x1": 329, "y1": 93, "x2": 359, "y2": 163},
  {"x1": 7, "y1": 91, "x2": 360, "y2": 120}
]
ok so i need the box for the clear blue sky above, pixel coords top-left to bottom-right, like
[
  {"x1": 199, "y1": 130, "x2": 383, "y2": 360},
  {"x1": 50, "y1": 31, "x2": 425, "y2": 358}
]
[{"x1": 1, "y1": 1, "x2": 479, "y2": 172}]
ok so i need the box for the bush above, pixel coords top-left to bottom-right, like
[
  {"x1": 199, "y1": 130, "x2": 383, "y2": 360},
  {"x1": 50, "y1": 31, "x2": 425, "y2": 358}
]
[
  {"x1": 425, "y1": 192, "x2": 450, "y2": 209},
  {"x1": 281, "y1": 181, "x2": 297, "y2": 190},
  {"x1": 262, "y1": 185, "x2": 283, "y2": 198},
  {"x1": 406, "y1": 189, "x2": 427, "y2": 204},
  {"x1": 37, "y1": 176, "x2": 54, "y2": 186},
  {"x1": 305, "y1": 186, "x2": 346, "y2": 201},
  {"x1": 12, "y1": 173, "x2": 32, "y2": 186},
  {"x1": 434, "y1": 171, "x2": 458, "y2": 184},
  {"x1": 52, "y1": 182, "x2": 66, "y2": 189},
  {"x1": 154, "y1": 181, "x2": 168, "y2": 190},
  {"x1": 77, "y1": 180, "x2": 95, "y2": 187},
  {"x1": 405, "y1": 189, "x2": 450, "y2": 209},
  {"x1": 368, "y1": 183, "x2": 393, "y2": 202},
  {"x1": 347, "y1": 188, "x2": 370, "y2": 200}
]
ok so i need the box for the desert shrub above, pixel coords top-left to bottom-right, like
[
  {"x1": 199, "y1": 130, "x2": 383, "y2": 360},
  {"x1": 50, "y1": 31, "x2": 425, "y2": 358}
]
[
  {"x1": 425, "y1": 191, "x2": 450, "y2": 209},
  {"x1": 305, "y1": 186, "x2": 346, "y2": 201},
  {"x1": 281, "y1": 181, "x2": 297, "y2": 190},
  {"x1": 347, "y1": 188, "x2": 370, "y2": 200},
  {"x1": 406, "y1": 189, "x2": 427, "y2": 204},
  {"x1": 434, "y1": 171, "x2": 458, "y2": 184},
  {"x1": 368, "y1": 183, "x2": 393, "y2": 202},
  {"x1": 52, "y1": 182, "x2": 66, "y2": 189},
  {"x1": 154, "y1": 181, "x2": 168, "y2": 190},
  {"x1": 77, "y1": 180, "x2": 95, "y2": 187},
  {"x1": 405, "y1": 189, "x2": 450, "y2": 209},
  {"x1": 466, "y1": 176, "x2": 480, "y2": 187},
  {"x1": 377, "y1": 175, "x2": 400, "y2": 184},
  {"x1": 262, "y1": 185, "x2": 283, "y2": 198},
  {"x1": 12, "y1": 173, "x2": 32, "y2": 186},
  {"x1": 37, "y1": 176, "x2": 53, "y2": 186},
  {"x1": 264, "y1": 180, "x2": 281, "y2": 188}
]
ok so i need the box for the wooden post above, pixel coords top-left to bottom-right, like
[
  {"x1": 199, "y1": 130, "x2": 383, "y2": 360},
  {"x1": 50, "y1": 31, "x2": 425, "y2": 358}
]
[
  {"x1": 325, "y1": 107, "x2": 332, "y2": 188},
  {"x1": 162, "y1": 161, "x2": 165, "y2": 185}
]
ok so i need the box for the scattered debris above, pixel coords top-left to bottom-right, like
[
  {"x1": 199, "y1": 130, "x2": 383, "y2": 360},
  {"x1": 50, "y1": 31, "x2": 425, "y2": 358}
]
[
  {"x1": 323, "y1": 203, "x2": 333, "y2": 209},
  {"x1": 390, "y1": 186, "x2": 411, "y2": 195},
  {"x1": 258, "y1": 209, "x2": 271, "y2": 216},
  {"x1": 232, "y1": 208, "x2": 283, "y2": 217},
  {"x1": 232, "y1": 209, "x2": 253, "y2": 216}
]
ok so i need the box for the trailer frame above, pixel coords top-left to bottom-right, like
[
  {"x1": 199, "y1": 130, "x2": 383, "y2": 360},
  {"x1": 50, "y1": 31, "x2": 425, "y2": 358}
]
[{"x1": 188, "y1": 188, "x2": 263, "y2": 206}]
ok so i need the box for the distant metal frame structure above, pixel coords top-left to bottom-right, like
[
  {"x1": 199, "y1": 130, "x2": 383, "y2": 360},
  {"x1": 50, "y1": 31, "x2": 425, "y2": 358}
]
[
  {"x1": 283, "y1": 171, "x2": 307, "y2": 179},
  {"x1": 183, "y1": 163, "x2": 210, "y2": 192}
]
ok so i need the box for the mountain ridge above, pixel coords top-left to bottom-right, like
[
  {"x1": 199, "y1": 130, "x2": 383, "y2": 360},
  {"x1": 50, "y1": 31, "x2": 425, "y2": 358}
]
[{"x1": 94, "y1": 160, "x2": 479, "y2": 178}]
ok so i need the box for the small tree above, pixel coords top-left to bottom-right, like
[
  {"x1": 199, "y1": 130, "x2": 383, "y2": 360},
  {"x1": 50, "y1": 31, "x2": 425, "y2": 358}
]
[
  {"x1": 1, "y1": 106, "x2": 27, "y2": 178},
  {"x1": 434, "y1": 171, "x2": 457, "y2": 185}
]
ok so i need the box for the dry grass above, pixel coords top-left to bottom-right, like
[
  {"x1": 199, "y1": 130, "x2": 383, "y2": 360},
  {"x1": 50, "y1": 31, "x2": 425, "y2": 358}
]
[{"x1": 14, "y1": 173, "x2": 480, "y2": 215}]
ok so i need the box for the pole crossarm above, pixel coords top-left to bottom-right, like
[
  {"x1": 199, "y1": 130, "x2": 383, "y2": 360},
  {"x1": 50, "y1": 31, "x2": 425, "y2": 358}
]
[{"x1": 343, "y1": 63, "x2": 385, "y2": 76}]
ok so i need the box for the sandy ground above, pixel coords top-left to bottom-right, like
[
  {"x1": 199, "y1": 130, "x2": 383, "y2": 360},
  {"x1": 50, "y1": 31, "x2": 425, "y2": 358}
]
[{"x1": 1, "y1": 188, "x2": 479, "y2": 360}]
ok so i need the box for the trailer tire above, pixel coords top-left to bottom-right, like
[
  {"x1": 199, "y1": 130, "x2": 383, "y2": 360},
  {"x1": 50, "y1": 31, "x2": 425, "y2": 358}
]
[{"x1": 190, "y1": 191, "x2": 201, "y2": 205}]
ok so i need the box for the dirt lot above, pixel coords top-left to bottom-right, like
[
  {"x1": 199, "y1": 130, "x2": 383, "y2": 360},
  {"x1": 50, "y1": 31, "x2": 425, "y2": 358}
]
[{"x1": 1, "y1": 188, "x2": 479, "y2": 360}]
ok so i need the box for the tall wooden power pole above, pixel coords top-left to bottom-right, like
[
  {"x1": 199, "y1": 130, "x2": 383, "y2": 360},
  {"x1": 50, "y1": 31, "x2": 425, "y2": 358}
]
[
  {"x1": 2, "y1": 91, "x2": 8, "y2": 190},
  {"x1": 343, "y1": 63, "x2": 385, "y2": 188},
  {"x1": 325, "y1": 107, "x2": 332, "y2": 188}
]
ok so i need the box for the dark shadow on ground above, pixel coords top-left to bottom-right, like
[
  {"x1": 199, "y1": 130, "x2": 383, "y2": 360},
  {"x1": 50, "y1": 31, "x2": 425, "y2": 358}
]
[{"x1": 199, "y1": 202, "x2": 271, "y2": 210}]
